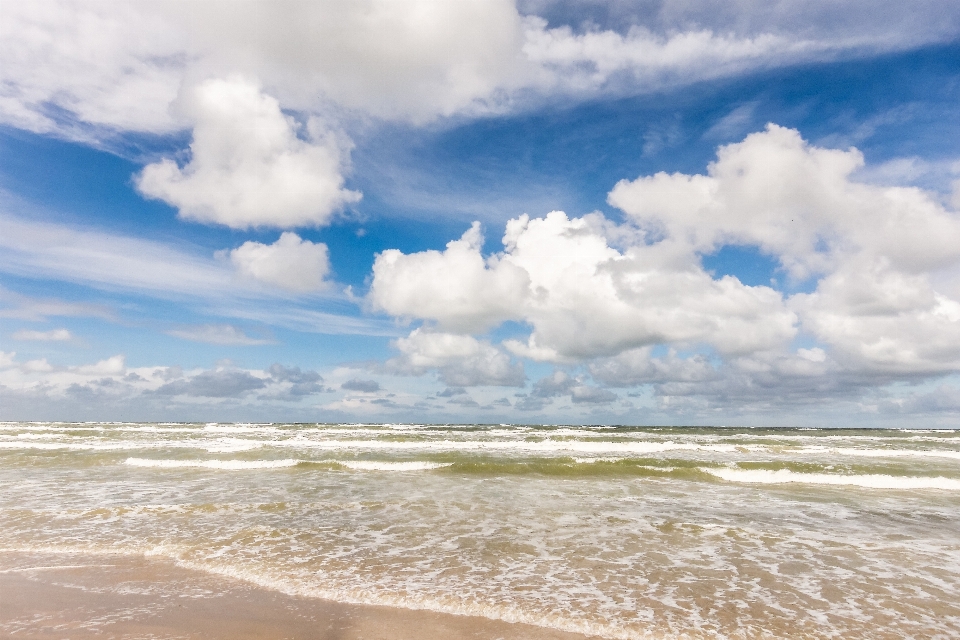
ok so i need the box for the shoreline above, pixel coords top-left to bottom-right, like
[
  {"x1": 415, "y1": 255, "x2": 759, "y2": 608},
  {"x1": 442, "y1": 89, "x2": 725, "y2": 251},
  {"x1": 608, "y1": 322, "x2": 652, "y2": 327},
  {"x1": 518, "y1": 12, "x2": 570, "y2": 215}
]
[{"x1": 0, "y1": 551, "x2": 601, "y2": 640}]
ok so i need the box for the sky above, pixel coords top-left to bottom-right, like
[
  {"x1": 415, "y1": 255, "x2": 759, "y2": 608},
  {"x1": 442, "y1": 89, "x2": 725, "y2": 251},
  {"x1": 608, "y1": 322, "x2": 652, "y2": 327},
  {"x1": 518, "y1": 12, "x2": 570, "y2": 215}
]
[{"x1": 2, "y1": 0, "x2": 960, "y2": 426}]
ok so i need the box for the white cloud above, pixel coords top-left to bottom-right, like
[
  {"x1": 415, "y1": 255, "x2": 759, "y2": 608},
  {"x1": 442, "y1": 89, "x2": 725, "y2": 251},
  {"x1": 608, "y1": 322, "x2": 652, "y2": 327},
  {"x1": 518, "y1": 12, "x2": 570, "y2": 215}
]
[
  {"x1": 386, "y1": 328, "x2": 525, "y2": 387},
  {"x1": 369, "y1": 222, "x2": 529, "y2": 332},
  {"x1": 791, "y1": 262, "x2": 960, "y2": 374},
  {"x1": 4, "y1": 1, "x2": 957, "y2": 137},
  {"x1": 518, "y1": 4, "x2": 960, "y2": 103},
  {"x1": 0, "y1": 1, "x2": 184, "y2": 136},
  {"x1": 608, "y1": 125, "x2": 960, "y2": 375},
  {"x1": 371, "y1": 211, "x2": 796, "y2": 362},
  {"x1": 77, "y1": 355, "x2": 126, "y2": 376},
  {"x1": 137, "y1": 77, "x2": 360, "y2": 229},
  {"x1": 522, "y1": 21, "x2": 815, "y2": 95},
  {"x1": 370, "y1": 126, "x2": 960, "y2": 387},
  {"x1": 12, "y1": 328, "x2": 72, "y2": 341},
  {"x1": 608, "y1": 125, "x2": 960, "y2": 279},
  {"x1": 166, "y1": 324, "x2": 274, "y2": 346},
  {"x1": 505, "y1": 211, "x2": 796, "y2": 360},
  {"x1": 229, "y1": 232, "x2": 331, "y2": 293},
  {"x1": 162, "y1": 0, "x2": 529, "y2": 123}
]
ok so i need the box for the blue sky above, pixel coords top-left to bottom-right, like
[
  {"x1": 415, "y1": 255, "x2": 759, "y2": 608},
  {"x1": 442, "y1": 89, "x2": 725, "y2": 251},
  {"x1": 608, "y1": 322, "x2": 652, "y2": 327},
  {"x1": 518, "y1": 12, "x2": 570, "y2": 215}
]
[{"x1": 2, "y1": 0, "x2": 960, "y2": 425}]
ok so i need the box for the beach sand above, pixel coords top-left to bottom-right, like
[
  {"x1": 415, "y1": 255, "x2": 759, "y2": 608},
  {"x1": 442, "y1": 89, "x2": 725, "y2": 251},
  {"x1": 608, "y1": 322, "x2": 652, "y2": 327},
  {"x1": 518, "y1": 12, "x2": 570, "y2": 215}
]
[{"x1": 0, "y1": 551, "x2": 598, "y2": 640}]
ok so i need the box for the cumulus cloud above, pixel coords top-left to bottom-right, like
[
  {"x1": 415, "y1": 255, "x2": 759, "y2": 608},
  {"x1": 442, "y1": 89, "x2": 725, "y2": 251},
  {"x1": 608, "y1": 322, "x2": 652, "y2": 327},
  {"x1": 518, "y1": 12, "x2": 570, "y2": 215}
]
[
  {"x1": 588, "y1": 347, "x2": 845, "y2": 415},
  {"x1": 136, "y1": 76, "x2": 360, "y2": 229},
  {"x1": 527, "y1": 370, "x2": 617, "y2": 405},
  {"x1": 77, "y1": 355, "x2": 126, "y2": 376},
  {"x1": 570, "y1": 385, "x2": 617, "y2": 404},
  {"x1": 608, "y1": 124, "x2": 960, "y2": 279},
  {"x1": 589, "y1": 348, "x2": 720, "y2": 387},
  {"x1": 881, "y1": 383, "x2": 960, "y2": 414},
  {"x1": 530, "y1": 370, "x2": 576, "y2": 398},
  {"x1": 12, "y1": 328, "x2": 72, "y2": 341},
  {"x1": 153, "y1": 369, "x2": 266, "y2": 398},
  {"x1": 341, "y1": 379, "x2": 381, "y2": 393},
  {"x1": 370, "y1": 126, "x2": 960, "y2": 401},
  {"x1": 446, "y1": 395, "x2": 480, "y2": 408},
  {"x1": 268, "y1": 364, "x2": 328, "y2": 396},
  {"x1": 229, "y1": 232, "x2": 331, "y2": 293},
  {"x1": 1, "y1": 348, "x2": 956, "y2": 423},
  {"x1": 163, "y1": 0, "x2": 528, "y2": 122},
  {"x1": 609, "y1": 124, "x2": 960, "y2": 375},
  {"x1": 791, "y1": 262, "x2": 960, "y2": 374},
  {"x1": 386, "y1": 328, "x2": 525, "y2": 387},
  {"x1": 372, "y1": 210, "x2": 796, "y2": 362},
  {"x1": 166, "y1": 324, "x2": 274, "y2": 346},
  {"x1": 369, "y1": 222, "x2": 529, "y2": 332}
]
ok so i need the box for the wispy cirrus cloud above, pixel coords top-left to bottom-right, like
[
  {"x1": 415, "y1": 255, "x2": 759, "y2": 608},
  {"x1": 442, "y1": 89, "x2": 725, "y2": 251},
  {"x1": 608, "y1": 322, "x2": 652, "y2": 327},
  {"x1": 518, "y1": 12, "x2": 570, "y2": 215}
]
[
  {"x1": 165, "y1": 324, "x2": 274, "y2": 346},
  {"x1": 0, "y1": 285, "x2": 115, "y2": 322},
  {"x1": 0, "y1": 211, "x2": 237, "y2": 299},
  {"x1": 0, "y1": 207, "x2": 395, "y2": 337},
  {"x1": 12, "y1": 328, "x2": 72, "y2": 341}
]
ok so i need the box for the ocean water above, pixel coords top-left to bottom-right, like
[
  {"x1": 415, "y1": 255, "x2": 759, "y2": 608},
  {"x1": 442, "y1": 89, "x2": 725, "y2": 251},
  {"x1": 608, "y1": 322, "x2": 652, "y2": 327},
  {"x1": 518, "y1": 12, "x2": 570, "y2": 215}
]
[{"x1": 2, "y1": 422, "x2": 959, "y2": 639}]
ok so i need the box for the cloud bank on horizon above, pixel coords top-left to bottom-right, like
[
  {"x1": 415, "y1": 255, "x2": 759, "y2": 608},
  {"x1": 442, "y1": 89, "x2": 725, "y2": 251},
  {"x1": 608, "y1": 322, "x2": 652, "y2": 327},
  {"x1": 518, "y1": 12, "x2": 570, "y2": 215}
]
[{"x1": 1, "y1": 0, "x2": 960, "y2": 425}]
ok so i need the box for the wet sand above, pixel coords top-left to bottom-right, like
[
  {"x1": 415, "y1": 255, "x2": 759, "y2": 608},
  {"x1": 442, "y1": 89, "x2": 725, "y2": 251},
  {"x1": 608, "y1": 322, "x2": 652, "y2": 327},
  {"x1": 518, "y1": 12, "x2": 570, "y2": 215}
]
[{"x1": 0, "y1": 551, "x2": 599, "y2": 640}]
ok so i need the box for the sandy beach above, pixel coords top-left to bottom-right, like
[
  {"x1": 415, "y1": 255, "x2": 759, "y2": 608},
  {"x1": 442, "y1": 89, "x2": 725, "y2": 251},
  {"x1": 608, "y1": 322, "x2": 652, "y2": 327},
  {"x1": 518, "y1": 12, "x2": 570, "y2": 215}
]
[{"x1": 0, "y1": 551, "x2": 598, "y2": 640}]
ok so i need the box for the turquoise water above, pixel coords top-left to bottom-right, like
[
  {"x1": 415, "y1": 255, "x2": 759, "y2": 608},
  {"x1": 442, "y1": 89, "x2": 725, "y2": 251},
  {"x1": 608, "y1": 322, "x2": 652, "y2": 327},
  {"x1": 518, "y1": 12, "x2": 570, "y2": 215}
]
[{"x1": 2, "y1": 423, "x2": 959, "y2": 638}]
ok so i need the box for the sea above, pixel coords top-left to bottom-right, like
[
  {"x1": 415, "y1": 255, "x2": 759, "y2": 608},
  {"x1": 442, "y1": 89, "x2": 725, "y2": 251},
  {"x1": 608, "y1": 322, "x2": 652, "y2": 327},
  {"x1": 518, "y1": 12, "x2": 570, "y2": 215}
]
[{"x1": 2, "y1": 422, "x2": 959, "y2": 639}]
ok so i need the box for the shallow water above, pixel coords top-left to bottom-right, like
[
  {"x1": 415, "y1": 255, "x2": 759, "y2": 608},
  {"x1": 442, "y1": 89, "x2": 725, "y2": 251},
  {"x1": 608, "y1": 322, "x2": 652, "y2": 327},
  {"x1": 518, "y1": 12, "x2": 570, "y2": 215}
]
[{"x1": 2, "y1": 422, "x2": 959, "y2": 639}]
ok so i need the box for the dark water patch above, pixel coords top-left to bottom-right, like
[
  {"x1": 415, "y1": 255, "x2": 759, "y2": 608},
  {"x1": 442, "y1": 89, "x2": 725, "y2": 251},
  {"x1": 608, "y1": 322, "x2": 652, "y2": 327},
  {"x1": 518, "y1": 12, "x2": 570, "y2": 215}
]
[
  {"x1": 735, "y1": 460, "x2": 960, "y2": 479},
  {"x1": 441, "y1": 457, "x2": 721, "y2": 479}
]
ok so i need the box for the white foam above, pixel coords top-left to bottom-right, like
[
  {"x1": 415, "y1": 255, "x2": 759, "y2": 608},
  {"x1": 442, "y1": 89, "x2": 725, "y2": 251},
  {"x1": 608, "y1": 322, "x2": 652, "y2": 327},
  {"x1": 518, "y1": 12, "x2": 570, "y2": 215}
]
[
  {"x1": 202, "y1": 438, "x2": 264, "y2": 453},
  {"x1": 703, "y1": 467, "x2": 960, "y2": 490},
  {"x1": 0, "y1": 439, "x2": 263, "y2": 453},
  {"x1": 0, "y1": 564, "x2": 116, "y2": 573},
  {"x1": 818, "y1": 447, "x2": 960, "y2": 460},
  {"x1": 124, "y1": 458, "x2": 300, "y2": 470},
  {"x1": 272, "y1": 438, "x2": 739, "y2": 456},
  {"x1": 0, "y1": 441, "x2": 142, "y2": 450},
  {"x1": 202, "y1": 424, "x2": 279, "y2": 434},
  {"x1": 337, "y1": 460, "x2": 452, "y2": 471}
]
